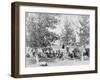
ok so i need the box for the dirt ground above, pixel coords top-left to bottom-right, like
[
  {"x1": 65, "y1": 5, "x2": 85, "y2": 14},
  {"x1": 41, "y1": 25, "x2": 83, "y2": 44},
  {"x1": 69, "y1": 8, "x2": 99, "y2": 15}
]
[{"x1": 25, "y1": 57, "x2": 90, "y2": 67}]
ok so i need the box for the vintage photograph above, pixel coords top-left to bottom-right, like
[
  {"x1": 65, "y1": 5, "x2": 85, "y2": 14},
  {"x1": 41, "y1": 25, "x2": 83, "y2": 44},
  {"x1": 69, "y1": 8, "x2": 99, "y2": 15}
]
[
  {"x1": 25, "y1": 12, "x2": 90, "y2": 67},
  {"x1": 11, "y1": 2, "x2": 97, "y2": 77}
]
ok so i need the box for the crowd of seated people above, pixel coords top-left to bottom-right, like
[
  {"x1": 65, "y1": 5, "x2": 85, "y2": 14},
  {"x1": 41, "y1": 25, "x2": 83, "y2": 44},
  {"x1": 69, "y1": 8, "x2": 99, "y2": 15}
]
[{"x1": 26, "y1": 46, "x2": 90, "y2": 61}]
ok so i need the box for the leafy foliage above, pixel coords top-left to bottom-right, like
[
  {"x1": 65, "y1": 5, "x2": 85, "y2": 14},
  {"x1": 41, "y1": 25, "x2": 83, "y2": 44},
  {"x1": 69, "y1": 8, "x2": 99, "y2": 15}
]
[
  {"x1": 25, "y1": 13, "x2": 59, "y2": 48},
  {"x1": 61, "y1": 19, "x2": 76, "y2": 46},
  {"x1": 79, "y1": 15, "x2": 90, "y2": 47}
]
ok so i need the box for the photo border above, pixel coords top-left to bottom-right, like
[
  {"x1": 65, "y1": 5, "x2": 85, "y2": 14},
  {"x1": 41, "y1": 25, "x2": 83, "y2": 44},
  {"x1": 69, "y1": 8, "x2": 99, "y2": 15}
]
[{"x1": 11, "y1": 2, "x2": 98, "y2": 78}]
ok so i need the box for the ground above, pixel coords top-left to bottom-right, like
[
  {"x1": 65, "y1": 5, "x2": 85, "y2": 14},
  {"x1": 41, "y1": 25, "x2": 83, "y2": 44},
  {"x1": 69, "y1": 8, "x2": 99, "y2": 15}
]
[{"x1": 25, "y1": 57, "x2": 89, "y2": 67}]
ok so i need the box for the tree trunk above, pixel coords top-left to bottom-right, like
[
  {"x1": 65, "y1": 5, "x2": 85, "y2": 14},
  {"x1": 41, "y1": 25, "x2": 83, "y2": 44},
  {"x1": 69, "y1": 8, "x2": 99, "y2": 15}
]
[
  {"x1": 35, "y1": 48, "x2": 39, "y2": 64},
  {"x1": 81, "y1": 51, "x2": 84, "y2": 61},
  {"x1": 81, "y1": 46, "x2": 85, "y2": 61},
  {"x1": 35, "y1": 54, "x2": 39, "y2": 64}
]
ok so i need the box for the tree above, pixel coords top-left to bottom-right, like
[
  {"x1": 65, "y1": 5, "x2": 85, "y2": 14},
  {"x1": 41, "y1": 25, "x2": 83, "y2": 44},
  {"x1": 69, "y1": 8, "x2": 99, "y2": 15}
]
[
  {"x1": 61, "y1": 19, "x2": 75, "y2": 50},
  {"x1": 78, "y1": 15, "x2": 90, "y2": 61},
  {"x1": 79, "y1": 15, "x2": 90, "y2": 48},
  {"x1": 25, "y1": 13, "x2": 59, "y2": 64}
]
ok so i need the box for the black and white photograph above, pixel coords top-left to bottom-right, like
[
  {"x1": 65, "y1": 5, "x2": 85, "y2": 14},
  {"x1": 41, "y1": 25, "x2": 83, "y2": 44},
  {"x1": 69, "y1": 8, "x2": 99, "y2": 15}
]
[
  {"x1": 25, "y1": 12, "x2": 90, "y2": 67},
  {"x1": 11, "y1": 2, "x2": 97, "y2": 77}
]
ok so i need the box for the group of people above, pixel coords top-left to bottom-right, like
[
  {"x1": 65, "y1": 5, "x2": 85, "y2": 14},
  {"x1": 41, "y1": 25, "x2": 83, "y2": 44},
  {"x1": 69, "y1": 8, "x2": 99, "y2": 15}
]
[
  {"x1": 38, "y1": 49, "x2": 64, "y2": 59},
  {"x1": 26, "y1": 46, "x2": 90, "y2": 61}
]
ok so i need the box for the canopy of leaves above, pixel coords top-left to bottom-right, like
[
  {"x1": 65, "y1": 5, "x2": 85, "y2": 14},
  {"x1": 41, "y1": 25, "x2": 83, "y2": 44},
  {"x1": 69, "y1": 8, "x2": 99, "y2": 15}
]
[
  {"x1": 25, "y1": 13, "x2": 59, "y2": 48},
  {"x1": 61, "y1": 19, "x2": 76, "y2": 46},
  {"x1": 79, "y1": 15, "x2": 90, "y2": 47}
]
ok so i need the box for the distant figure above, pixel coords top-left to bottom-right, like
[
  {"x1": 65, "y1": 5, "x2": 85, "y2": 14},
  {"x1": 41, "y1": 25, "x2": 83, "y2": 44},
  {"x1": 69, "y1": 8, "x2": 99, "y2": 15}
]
[
  {"x1": 68, "y1": 53, "x2": 74, "y2": 59},
  {"x1": 66, "y1": 47, "x2": 69, "y2": 52},
  {"x1": 68, "y1": 48, "x2": 74, "y2": 59},
  {"x1": 73, "y1": 47, "x2": 81, "y2": 59},
  {"x1": 32, "y1": 51, "x2": 35, "y2": 56},
  {"x1": 62, "y1": 44, "x2": 65, "y2": 49},
  {"x1": 58, "y1": 52, "x2": 63, "y2": 59},
  {"x1": 83, "y1": 48, "x2": 89, "y2": 57},
  {"x1": 83, "y1": 48, "x2": 90, "y2": 60},
  {"x1": 26, "y1": 47, "x2": 34, "y2": 57}
]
